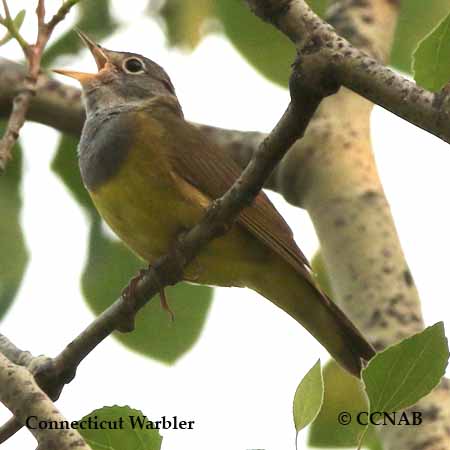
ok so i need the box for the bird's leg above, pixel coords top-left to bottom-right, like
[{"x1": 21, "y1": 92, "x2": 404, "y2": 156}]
[
  {"x1": 119, "y1": 268, "x2": 148, "y2": 332},
  {"x1": 121, "y1": 268, "x2": 147, "y2": 302},
  {"x1": 159, "y1": 288, "x2": 175, "y2": 322},
  {"x1": 121, "y1": 267, "x2": 175, "y2": 326},
  {"x1": 154, "y1": 230, "x2": 189, "y2": 322},
  {"x1": 120, "y1": 227, "x2": 197, "y2": 324}
]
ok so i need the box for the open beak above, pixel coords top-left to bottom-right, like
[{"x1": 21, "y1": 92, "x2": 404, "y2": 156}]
[{"x1": 53, "y1": 29, "x2": 109, "y2": 83}]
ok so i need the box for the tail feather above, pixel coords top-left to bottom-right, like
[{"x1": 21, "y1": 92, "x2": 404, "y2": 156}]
[
  {"x1": 320, "y1": 291, "x2": 375, "y2": 376},
  {"x1": 251, "y1": 261, "x2": 375, "y2": 377}
]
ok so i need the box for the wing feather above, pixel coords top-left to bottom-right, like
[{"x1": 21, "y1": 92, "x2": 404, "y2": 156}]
[{"x1": 143, "y1": 99, "x2": 310, "y2": 276}]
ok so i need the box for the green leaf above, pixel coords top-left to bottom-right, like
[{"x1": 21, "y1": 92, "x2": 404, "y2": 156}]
[
  {"x1": 214, "y1": 0, "x2": 328, "y2": 87},
  {"x1": 42, "y1": 0, "x2": 117, "y2": 66},
  {"x1": 308, "y1": 360, "x2": 381, "y2": 450},
  {"x1": 0, "y1": 124, "x2": 29, "y2": 320},
  {"x1": 0, "y1": 9, "x2": 26, "y2": 47},
  {"x1": 311, "y1": 250, "x2": 333, "y2": 297},
  {"x1": 363, "y1": 322, "x2": 449, "y2": 414},
  {"x1": 293, "y1": 360, "x2": 324, "y2": 434},
  {"x1": 413, "y1": 11, "x2": 450, "y2": 92},
  {"x1": 79, "y1": 405, "x2": 162, "y2": 450},
  {"x1": 391, "y1": 0, "x2": 450, "y2": 74},
  {"x1": 157, "y1": 0, "x2": 213, "y2": 49},
  {"x1": 82, "y1": 221, "x2": 214, "y2": 363}
]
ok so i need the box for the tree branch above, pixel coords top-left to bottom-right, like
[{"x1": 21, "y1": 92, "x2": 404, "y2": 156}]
[
  {"x1": 247, "y1": 0, "x2": 450, "y2": 144},
  {"x1": 0, "y1": 335, "x2": 31, "y2": 444},
  {"x1": 0, "y1": 417, "x2": 21, "y2": 445},
  {"x1": 0, "y1": 351, "x2": 91, "y2": 449},
  {"x1": 0, "y1": 333, "x2": 34, "y2": 366},
  {"x1": 0, "y1": 334, "x2": 62, "y2": 444}
]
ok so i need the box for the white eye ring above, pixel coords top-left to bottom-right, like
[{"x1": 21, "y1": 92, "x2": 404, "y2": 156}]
[{"x1": 122, "y1": 57, "x2": 145, "y2": 74}]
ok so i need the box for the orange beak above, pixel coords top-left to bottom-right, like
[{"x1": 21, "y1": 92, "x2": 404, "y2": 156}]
[
  {"x1": 53, "y1": 29, "x2": 109, "y2": 82},
  {"x1": 51, "y1": 69, "x2": 97, "y2": 83}
]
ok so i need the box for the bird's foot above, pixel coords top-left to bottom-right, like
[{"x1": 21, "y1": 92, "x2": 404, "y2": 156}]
[
  {"x1": 159, "y1": 288, "x2": 175, "y2": 322},
  {"x1": 119, "y1": 268, "x2": 147, "y2": 332}
]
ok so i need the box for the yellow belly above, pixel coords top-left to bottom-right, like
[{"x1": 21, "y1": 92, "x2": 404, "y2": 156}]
[{"x1": 88, "y1": 140, "x2": 269, "y2": 288}]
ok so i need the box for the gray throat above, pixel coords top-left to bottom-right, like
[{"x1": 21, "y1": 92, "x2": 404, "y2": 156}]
[{"x1": 78, "y1": 107, "x2": 136, "y2": 192}]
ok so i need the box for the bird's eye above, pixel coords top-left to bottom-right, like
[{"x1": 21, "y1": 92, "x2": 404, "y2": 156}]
[{"x1": 123, "y1": 58, "x2": 145, "y2": 74}]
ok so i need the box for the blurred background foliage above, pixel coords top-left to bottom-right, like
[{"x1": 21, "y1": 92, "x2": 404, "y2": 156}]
[
  {"x1": 154, "y1": 0, "x2": 450, "y2": 86},
  {"x1": 0, "y1": 122, "x2": 28, "y2": 320},
  {"x1": 1, "y1": 0, "x2": 450, "y2": 446}
]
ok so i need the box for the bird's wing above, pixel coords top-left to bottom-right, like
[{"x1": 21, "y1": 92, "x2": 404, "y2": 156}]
[
  {"x1": 145, "y1": 100, "x2": 310, "y2": 276},
  {"x1": 140, "y1": 100, "x2": 376, "y2": 377}
]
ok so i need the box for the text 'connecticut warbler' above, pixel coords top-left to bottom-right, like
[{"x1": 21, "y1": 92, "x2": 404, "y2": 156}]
[{"x1": 54, "y1": 32, "x2": 374, "y2": 377}]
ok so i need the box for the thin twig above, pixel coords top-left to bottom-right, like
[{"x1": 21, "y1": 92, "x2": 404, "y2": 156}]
[
  {"x1": 47, "y1": 0, "x2": 82, "y2": 31},
  {"x1": 36, "y1": 0, "x2": 46, "y2": 29},
  {"x1": 0, "y1": 0, "x2": 81, "y2": 172},
  {"x1": 0, "y1": 0, "x2": 28, "y2": 54}
]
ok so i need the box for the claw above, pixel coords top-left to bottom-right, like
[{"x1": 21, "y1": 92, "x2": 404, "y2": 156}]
[
  {"x1": 159, "y1": 288, "x2": 175, "y2": 322},
  {"x1": 121, "y1": 268, "x2": 147, "y2": 302},
  {"x1": 119, "y1": 269, "x2": 147, "y2": 332}
]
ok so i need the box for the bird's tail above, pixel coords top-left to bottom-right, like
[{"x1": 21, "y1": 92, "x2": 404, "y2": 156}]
[{"x1": 249, "y1": 260, "x2": 375, "y2": 377}]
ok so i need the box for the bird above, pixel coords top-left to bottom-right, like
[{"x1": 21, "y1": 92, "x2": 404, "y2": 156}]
[{"x1": 54, "y1": 31, "x2": 375, "y2": 377}]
